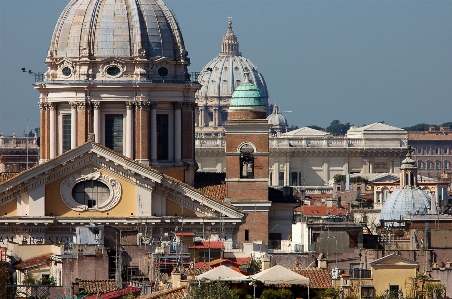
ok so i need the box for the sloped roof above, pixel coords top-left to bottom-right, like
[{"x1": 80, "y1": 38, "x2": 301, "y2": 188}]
[
  {"x1": 250, "y1": 265, "x2": 309, "y2": 285},
  {"x1": 369, "y1": 254, "x2": 418, "y2": 267},
  {"x1": 15, "y1": 253, "x2": 52, "y2": 270},
  {"x1": 291, "y1": 268, "x2": 331, "y2": 288},
  {"x1": 0, "y1": 143, "x2": 244, "y2": 219},
  {"x1": 295, "y1": 205, "x2": 349, "y2": 217},
  {"x1": 196, "y1": 265, "x2": 246, "y2": 280},
  {"x1": 189, "y1": 241, "x2": 225, "y2": 249},
  {"x1": 76, "y1": 279, "x2": 117, "y2": 294},
  {"x1": 137, "y1": 286, "x2": 186, "y2": 299},
  {"x1": 359, "y1": 123, "x2": 405, "y2": 132},
  {"x1": 282, "y1": 127, "x2": 329, "y2": 137}
]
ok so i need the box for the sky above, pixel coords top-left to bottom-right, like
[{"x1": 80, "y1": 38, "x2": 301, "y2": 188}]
[{"x1": 0, "y1": 0, "x2": 451, "y2": 136}]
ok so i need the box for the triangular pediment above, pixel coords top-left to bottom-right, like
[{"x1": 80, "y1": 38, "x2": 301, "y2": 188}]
[
  {"x1": 370, "y1": 254, "x2": 418, "y2": 267},
  {"x1": 282, "y1": 127, "x2": 329, "y2": 137},
  {"x1": 0, "y1": 143, "x2": 244, "y2": 219}
]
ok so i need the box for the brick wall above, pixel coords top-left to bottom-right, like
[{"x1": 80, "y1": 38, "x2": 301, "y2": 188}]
[{"x1": 237, "y1": 211, "x2": 269, "y2": 245}]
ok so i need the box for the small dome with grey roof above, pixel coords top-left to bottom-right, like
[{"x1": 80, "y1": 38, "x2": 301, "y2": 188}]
[{"x1": 379, "y1": 148, "x2": 433, "y2": 225}]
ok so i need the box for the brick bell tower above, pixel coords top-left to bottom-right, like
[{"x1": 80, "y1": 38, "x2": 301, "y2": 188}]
[{"x1": 224, "y1": 72, "x2": 271, "y2": 247}]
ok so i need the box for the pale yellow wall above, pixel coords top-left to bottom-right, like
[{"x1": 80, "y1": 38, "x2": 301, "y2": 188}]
[
  {"x1": 45, "y1": 165, "x2": 136, "y2": 217},
  {"x1": 1, "y1": 199, "x2": 17, "y2": 216},
  {"x1": 371, "y1": 265, "x2": 417, "y2": 296},
  {"x1": 166, "y1": 200, "x2": 197, "y2": 217}
]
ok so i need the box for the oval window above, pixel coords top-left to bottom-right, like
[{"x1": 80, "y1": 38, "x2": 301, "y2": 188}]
[
  {"x1": 72, "y1": 180, "x2": 110, "y2": 209},
  {"x1": 106, "y1": 66, "x2": 121, "y2": 76},
  {"x1": 62, "y1": 67, "x2": 72, "y2": 77},
  {"x1": 158, "y1": 67, "x2": 168, "y2": 77}
]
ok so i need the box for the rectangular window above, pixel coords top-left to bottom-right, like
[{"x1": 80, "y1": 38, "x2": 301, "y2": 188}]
[
  {"x1": 269, "y1": 172, "x2": 272, "y2": 186},
  {"x1": 279, "y1": 172, "x2": 284, "y2": 186},
  {"x1": 105, "y1": 114, "x2": 123, "y2": 154},
  {"x1": 157, "y1": 114, "x2": 169, "y2": 160},
  {"x1": 389, "y1": 285, "x2": 399, "y2": 298},
  {"x1": 244, "y1": 229, "x2": 249, "y2": 241},
  {"x1": 62, "y1": 114, "x2": 71, "y2": 152},
  {"x1": 291, "y1": 172, "x2": 298, "y2": 186}
]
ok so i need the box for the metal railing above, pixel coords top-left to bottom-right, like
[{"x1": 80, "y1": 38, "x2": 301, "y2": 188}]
[{"x1": 7, "y1": 284, "x2": 51, "y2": 299}]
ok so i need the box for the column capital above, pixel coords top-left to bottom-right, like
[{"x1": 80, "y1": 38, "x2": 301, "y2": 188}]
[
  {"x1": 91, "y1": 101, "x2": 101, "y2": 109},
  {"x1": 125, "y1": 101, "x2": 135, "y2": 110},
  {"x1": 76, "y1": 101, "x2": 88, "y2": 110},
  {"x1": 135, "y1": 101, "x2": 151, "y2": 110},
  {"x1": 174, "y1": 102, "x2": 184, "y2": 109},
  {"x1": 37, "y1": 102, "x2": 47, "y2": 110},
  {"x1": 48, "y1": 103, "x2": 58, "y2": 110}
]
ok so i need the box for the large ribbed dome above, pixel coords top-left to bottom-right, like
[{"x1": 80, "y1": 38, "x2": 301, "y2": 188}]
[
  {"x1": 48, "y1": 0, "x2": 186, "y2": 61},
  {"x1": 196, "y1": 21, "x2": 268, "y2": 102}
]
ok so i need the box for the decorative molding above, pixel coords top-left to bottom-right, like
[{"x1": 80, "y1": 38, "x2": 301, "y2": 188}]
[
  {"x1": 91, "y1": 101, "x2": 101, "y2": 109},
  {"x1": 60, "y1": 167, "x2": 122, "y2": 211},
  {"x1": 135, "y1": 101, "x2": 150, "y2": 110},
  {"x1": 125, "y1": 101, "x2": 135, "y2": 110}
]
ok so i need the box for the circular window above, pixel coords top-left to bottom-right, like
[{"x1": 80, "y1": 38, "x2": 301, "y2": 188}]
[
  {"x1": 158, "y1": 67, "x2": 168, "y2": 77},
  {"x1": 106, "y1": 66, "x2": 121, "y2": 76},
  {"x1": 62, "y1": 67, "x2": 72, "y2": 77},
  {"x1": 72, "y1": 180, "x2": 110, "y2": 209}
]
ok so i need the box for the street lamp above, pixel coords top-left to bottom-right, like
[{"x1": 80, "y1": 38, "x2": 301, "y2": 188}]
[{"x1": 249, "y1": 278, "x2": 257, "y2": 299}]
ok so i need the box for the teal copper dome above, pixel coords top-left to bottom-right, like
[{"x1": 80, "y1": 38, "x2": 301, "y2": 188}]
[{"x1": 230, "y1": 73, "x2": 266, "y2": 107}]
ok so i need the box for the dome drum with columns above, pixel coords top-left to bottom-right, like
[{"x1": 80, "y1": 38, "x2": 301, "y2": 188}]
[
  {"x1": 34, "y1": 0, "x2": 200, "y2": 185},
  {"x1": 195, "y1": 21, "x2": 269, "y2": 134}
]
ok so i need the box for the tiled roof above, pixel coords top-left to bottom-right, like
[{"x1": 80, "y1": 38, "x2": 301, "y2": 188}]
[
  {"x1": 291, "y1": 268, "x2": 331, "y2": 289},
  {"x1": 15, "y1": 253, "x2": 52, "y2": 270},
  {"x1": 229, "y1": 257, "x2": 251, "y2": 266},
  {"x1": 408, "y1": 132, "x2": 452, "y2": 140},
  {"x1": 295, "y1": 205, "x2": 349, "y2": 216},
  {"x1": 77, "y1": 279, "x2": 117, "y2": 294},
  {"x1": 189, "y1": 241, "x2": 224, "y2": 249},
  {"x1": 194, "y1": 172, "x2": 227, "y2": 202},
  {"x1": 138, "y1": 286, "x2": 186, "y2": 299},
  {"x1": 83, "y1": 286, "x2": 140, "y2": 299},
  {"x1": 174, "y1": 232, "x2": 195, "y2": 237}
]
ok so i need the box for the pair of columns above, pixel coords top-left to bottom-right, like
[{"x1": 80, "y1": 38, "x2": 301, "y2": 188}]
[
  {"x1": 197, "y1": 105, "x2": 220, "y2": 127},
  {"x1": 43, "y1": 101, "x2": 183, "y2": 163}
]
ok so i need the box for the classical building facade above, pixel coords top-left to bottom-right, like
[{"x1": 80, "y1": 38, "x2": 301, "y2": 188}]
[
  {"x1": 195, "y1": 21, "x2": 269, "y2": 136},
  {"x1": 0, "y1": 134, "x2": 39, "y2": 173},
  {"x1": 409, "y1": 126, "x2": 452, "y2": 179},
  {"x1": 35, "y1": 0, "x2": 199, "y2": 185},
  {"x1": 196, "y1": 122, "x2": 409, "y2": 190}
]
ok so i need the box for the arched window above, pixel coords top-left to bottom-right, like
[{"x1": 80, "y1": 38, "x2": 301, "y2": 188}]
[
  {"x1": 428, "y1": 148, "x2": 433, "y2": 155},
  {"x1": 427, "y1": 161, "x2": 433, "y2": 170},
  {"x1": 417, "y1": 160, "x2": 424, "y2": 169},
  {"x1": 436, "y1": 148, "x2": 441, "y2": 155},
  {"x1": 239, "y1": 143, "x2": 254, "y2": 178},
  {"x1": 445, "y1": 160, "x2": 450, "y2": 170},
  {"x1": 435, "y1": 160, "x2": 442, "y2": 170},
  {"x1": 417, "y1": 147, "x2": 423, "y2": 154},
  {"x1": 381, "y1": 188, "x2": 389, "y2": 203},
  {"x1": 445, "y1": 147, "x2": 450, "y2": 155}
]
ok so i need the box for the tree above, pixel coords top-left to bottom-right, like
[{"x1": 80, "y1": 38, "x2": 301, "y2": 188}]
[
  {"x1": 440, "y1": 122, "x2": 452, "y2": 129},
  {"x1": 261, "y1": 288, "x2": 294, "y2": 299},
  {"x1": 326, "y1": 120, "x2": 351, "y2": 136},
  {"x1": 185, "y1": 279, "x2": 240, "y2": 299},
  {"x1": 22, "y1": 272, "x2": 37, "y2": 285},
  {"x1": 402, "y1": 123, "x2": 438, "y2": 131},
  {"x1": 0, "y1": 262, "x2": 9, "y2": 299}
]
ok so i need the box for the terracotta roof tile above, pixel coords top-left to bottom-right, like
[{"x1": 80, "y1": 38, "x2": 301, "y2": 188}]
[
  {"x1": 188, "y1": 241, "x2": 224, "y2": 249},
  {"x1": 15, "y1": 253, "x2": 52, "y2": 270},
  {"x1": 138, "y1": 286, "x2": 186, "y2": 299},
  {"x1": 77, "y1": 279, "x2": 117, "y2": 294},
  {"x1": 174, "y1": 232, "x2": 195, "y2": 237},
  {"x1": 291, "y1": 268, "x2": 331, "y2": 289},
  {"x1": 83, "y1": 286, "x2": 140, "y2": 299},
  {"x1": 295, "y1": 205, "x2": 349, "y2": 216}
]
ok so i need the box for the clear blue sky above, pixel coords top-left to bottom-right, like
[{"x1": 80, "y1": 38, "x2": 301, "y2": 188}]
[{"x1": 1, "y1": 0, "x2": 451, "y2": 136}]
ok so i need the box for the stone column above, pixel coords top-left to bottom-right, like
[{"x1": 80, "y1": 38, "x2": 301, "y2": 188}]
[
  {"x1": 150, "y1": 102, "x2": 157, "y2": 162},
  {"x1": 135, "y1": 101, "x2": 150, "y2": 164},
  {"x1": 285, "y1": 159, "x2": 290, "y2": 186},
  {"x1": 175, "y1": 102, "x2": 182, "y2": 162},
  {"x1": 213, "y1": 108, "x2": 218, "y2": 127},
  {"x1": 369, "y1": 159, "x2": 373, "y2": 173},
  {"x1": 38, "y1": 102, "x2": 47, "y2": 162},
  {"x1": 76, "y1": 101, "x2": 87, "y2": 146},
  {"x1": 92, "y1": 101, "x2": 100, "y2": 143},
  {"x1": 199, "y1": 105, "x2": 205, "y2": 127},
  {"x1": 323, "y1": 159, "x2": 329, "y2": 185},
  {"x1": 69, "y1": 102, "x2": 77, "y2": 149},
  {"x1": 390, "y1": 160, "x2": 394, "y2": 173},
  {"x1": 49, "y1": 103, "x2": 57, "y2": 159},
  {"x1": 125, "y1": 101, "x2": 134, "y2": 159}
]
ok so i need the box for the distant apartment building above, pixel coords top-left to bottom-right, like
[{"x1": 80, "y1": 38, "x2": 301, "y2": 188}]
[
  {"x1": 409, "y1": 126, "x2": 452, "y2": 179},
  {"x1": 0, "y1": 134, "x2": 39, "y2": 173}
]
